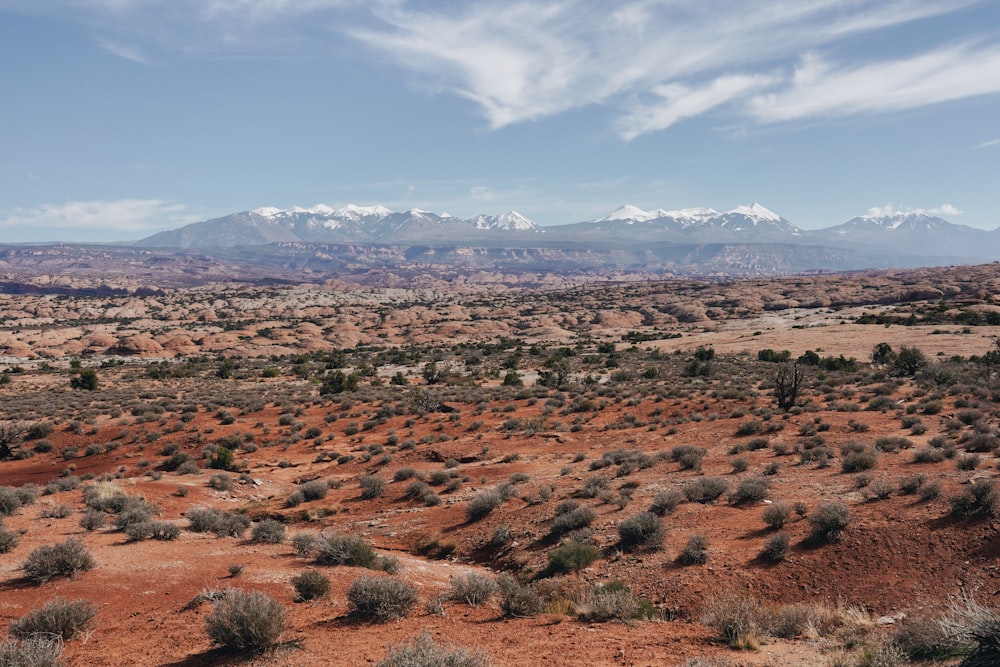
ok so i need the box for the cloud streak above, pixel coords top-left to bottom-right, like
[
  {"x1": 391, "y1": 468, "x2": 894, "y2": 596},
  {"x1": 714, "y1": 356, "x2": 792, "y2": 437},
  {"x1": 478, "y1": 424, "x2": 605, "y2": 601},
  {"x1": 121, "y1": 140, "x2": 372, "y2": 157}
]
[
  {"x1": 866, "y1": 203, "x2": 963, "y2": 218},
  {"x1": 4, "y1": 0, "x2": 997, "y2": 137},
  {"x1": 0, "y1": 199, "x2": 199, "y2": 234},
  {"x1": 750, "y1": 43, "x2": 1000, "y2": 122}
]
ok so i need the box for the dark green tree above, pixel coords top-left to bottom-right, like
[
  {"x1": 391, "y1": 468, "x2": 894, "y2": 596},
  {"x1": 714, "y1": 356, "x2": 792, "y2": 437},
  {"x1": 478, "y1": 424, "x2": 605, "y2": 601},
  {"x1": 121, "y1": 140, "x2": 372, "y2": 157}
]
[{"x1": 70, "y1": 369, "x2": 99, "y2": 391}]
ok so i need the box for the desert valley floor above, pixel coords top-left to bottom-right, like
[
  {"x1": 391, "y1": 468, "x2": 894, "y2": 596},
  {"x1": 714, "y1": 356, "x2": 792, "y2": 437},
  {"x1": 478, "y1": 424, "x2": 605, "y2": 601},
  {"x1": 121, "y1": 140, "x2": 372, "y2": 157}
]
[{"x1": 3, "y1": 263, "x2": 1000, "y2": 665}]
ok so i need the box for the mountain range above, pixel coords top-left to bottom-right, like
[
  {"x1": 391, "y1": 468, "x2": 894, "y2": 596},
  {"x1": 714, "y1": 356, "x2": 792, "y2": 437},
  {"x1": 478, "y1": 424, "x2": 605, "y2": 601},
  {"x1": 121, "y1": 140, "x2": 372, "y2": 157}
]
[{"x1": 133, "y1": 202, "x2": 1000, "y2": 273}]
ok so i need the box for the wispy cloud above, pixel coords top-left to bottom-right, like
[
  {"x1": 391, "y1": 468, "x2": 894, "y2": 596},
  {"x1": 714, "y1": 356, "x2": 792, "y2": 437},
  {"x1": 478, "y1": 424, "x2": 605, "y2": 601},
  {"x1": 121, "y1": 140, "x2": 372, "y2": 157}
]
[
  {"x1": 617, "y1": 74, "x2": 777, "y2": 140},
  {"x1": 976, "y1": 138, "x2": 1000, "y2": 148},
  {"x1": 98, "y1": 39, "x2": 149, "y2": 64},
  {"x1": 5, "y1": 0, "x2": 996, "y2": 137},
  {"x1": 750, "y1": 43, "x2": 1000, "y2": 122},
  {"x1": 0, "y1": 199, "x2": 199, "y2": 233},
  {"x1": 866, "y1": 203, "x2": 963, "y2": 217}
]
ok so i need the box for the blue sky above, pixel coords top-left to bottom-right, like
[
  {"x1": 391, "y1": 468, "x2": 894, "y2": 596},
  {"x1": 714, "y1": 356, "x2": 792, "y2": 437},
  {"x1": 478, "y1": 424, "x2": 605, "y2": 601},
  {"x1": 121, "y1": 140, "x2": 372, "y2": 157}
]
[{"x1": 1, "y1": 0, "x2": 999, "y2": 242}]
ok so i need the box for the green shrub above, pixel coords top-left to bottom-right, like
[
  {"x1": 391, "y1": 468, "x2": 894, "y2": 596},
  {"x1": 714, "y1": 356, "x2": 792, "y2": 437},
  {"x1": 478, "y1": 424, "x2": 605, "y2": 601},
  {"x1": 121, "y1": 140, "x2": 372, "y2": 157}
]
[
  {"x1": 9, "y1": 598, "x2": 97, "y2": 641},
  {"x1": 377, "y1": 632, "x2": 487, "y2": 667},
  {"x1": 291, "y1": 570, "x2": 330, "y2": 602},
  {"x1": 617, "y1": 512, "x2": 664, "y2": 549},
  {"x1": 22, "y1": 538, "x2": 96, "y2": 585},
  {"x1": 347, "y1": 576, "x2": 418, "y2": 622},
  {"x1": 204, "y1": 589, "x2": 286, "y2": 654},
  {"x1": 547, "y1": 541, "x2": 599, "y2": 573}
]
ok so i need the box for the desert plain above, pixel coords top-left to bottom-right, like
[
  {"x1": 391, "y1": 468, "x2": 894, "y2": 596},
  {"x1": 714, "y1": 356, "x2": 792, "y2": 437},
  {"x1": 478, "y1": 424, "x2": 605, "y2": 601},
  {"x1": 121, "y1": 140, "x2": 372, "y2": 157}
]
[{"x1": 3, "y1": 261, "x2": 1000, "y2": 666}]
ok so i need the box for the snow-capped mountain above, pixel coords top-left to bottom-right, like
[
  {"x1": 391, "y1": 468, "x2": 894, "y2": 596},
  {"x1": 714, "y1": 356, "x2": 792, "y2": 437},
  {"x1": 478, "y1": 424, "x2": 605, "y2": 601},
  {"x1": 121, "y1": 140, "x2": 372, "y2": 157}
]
[
  {"x1": 138, "y1": 205, "x2": 541, "y2": 248},
  {"x1": 133, "y1": 200, "x2": 1000, "y2": 265},
  {"x1": 469, "y1": 211, "x2": 541, "y2": 232},
  {"x1": 573, "y1": 202, "x2": 801, "y2": 243},
  {"x1": 810, "y1": 210, "x2": 991, "y2": 258}
]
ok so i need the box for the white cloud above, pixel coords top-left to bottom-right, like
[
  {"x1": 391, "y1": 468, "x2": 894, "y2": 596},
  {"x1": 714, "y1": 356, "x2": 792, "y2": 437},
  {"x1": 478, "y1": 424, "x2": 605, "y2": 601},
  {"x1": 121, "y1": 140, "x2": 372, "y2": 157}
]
[
  {"x1": 976, "y1": 138, "x2": 1000, "y2": 149},
  {"x1": 349, "y1": 0, "x2": 981, "y2": 129},
  {"x1": 0, "y1": 199, "x2": 199, "y2": 233},
  {"x1": 617, "y1": 74, "x2": 777, "y2": 140},
  {"x1": 98, "y1": 39, "x2": 150, "y2": 64},
  {"x1": 6, "y1": 0, "x2": 995, "y2": 135},
  {"x1": 750, "y1": 43, "x2": 1000, "y2": 122},
  {"x1": 469, "y1": 186, "x2": 494, "y2": 201},
  {"x1": 865, "y1": 203, "x2": 963, "y2": 218}
]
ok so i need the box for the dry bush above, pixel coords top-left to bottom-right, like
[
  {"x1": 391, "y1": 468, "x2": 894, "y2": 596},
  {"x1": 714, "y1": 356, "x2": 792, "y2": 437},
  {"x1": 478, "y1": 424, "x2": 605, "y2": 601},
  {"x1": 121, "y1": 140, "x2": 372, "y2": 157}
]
[
  {"x1": 701, "y1": 592, "x2": 766, "y2": 650},
  {"x1": 759, "y1": 533, "x2": 790, "y2": 562},
  {"x1": 808, "y1": 502, "x2": 851, "y2": 543},
  {"x1": 678, "y1": 534, "x2": 709, "y2": 565},
  {"x1": 250, "y1": 519, "x2": 286, "y2": 544},
  {"x1": 939, "y1": 594, "x2": 1000, "y2": 666},
  {"x1": 448, "y1": 573, "x2": 497, "y2": 607},
  {"x1": 497, "y1": 574, "x2": 543, "y2": 618},
  {"x1": 314, "y1": 533, "x2": 379, "y2": 569},
  {"x1": 0, "y1": 637, "x2": 63, "y2": 667},
  {"x1": 547, "y1": 541, "x2": 599, "y2": 573},
  {"x1": 574, "y1": 582, "x2": 645, "y2": 622},
  {"x1": 291, "y1": 570, "x2": 330, "y2": 602},
  {"x1": 465, "y1": 489, "x2": 503, "y2": 522},
  {"x1": 0, "y1": 525, "x2": 19, "y2": 553},
  {"x1": 9, "y1": 598, "x2": 97, "y2": 641},
  {"x1": 892, "y1": 613, "x2": 962, "y2": 660},
  {"x1": 684, "y1": 477, "x2": 729, "y2": 504},
  {"x1": 549, "y1": 505, "x2": 596, "y2": 536},
  {"x1": 22, "y1": 538, "x2": 95, "y2": 585},
  {"x1": 377, "y1": 632, "x2": 488, "y2": 667},
  {"x1": 617, "y1": 512, "x2": 664, "y2": 550},
  {"x1": 347, "y1": 576, "x2": 418, "y2": 622},
  {"x1": 649, "y1": 489, "x2": 684, "y2": 515},
  {"x1": 204, "y1": 589, "x2": 286, "y2": 654}
]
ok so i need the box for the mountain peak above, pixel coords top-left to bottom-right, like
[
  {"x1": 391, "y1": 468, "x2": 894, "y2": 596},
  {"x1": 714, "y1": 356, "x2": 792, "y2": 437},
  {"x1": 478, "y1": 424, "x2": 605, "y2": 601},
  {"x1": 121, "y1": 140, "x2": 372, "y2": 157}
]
[
  {"x1": 596, "y1": 204, "x2": 666, "y2": 223},
  {"x1": 727, "y1": 202, "x2": 782, "y2": 222}
]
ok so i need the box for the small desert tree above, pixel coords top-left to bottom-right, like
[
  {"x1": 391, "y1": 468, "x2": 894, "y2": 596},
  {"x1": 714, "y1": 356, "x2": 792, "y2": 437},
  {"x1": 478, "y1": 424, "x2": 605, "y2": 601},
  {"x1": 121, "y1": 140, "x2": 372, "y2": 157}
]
[{"x1": 773, "y1": 362, "x2": 805, "y2": 412}]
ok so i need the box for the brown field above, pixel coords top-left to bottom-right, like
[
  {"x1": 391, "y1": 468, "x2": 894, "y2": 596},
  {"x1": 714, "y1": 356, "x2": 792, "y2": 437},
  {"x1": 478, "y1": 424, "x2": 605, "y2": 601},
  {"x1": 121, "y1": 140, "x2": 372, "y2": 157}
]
[{"x1": 3, "y1": 263, "x2": 1000, "y2": 666}]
